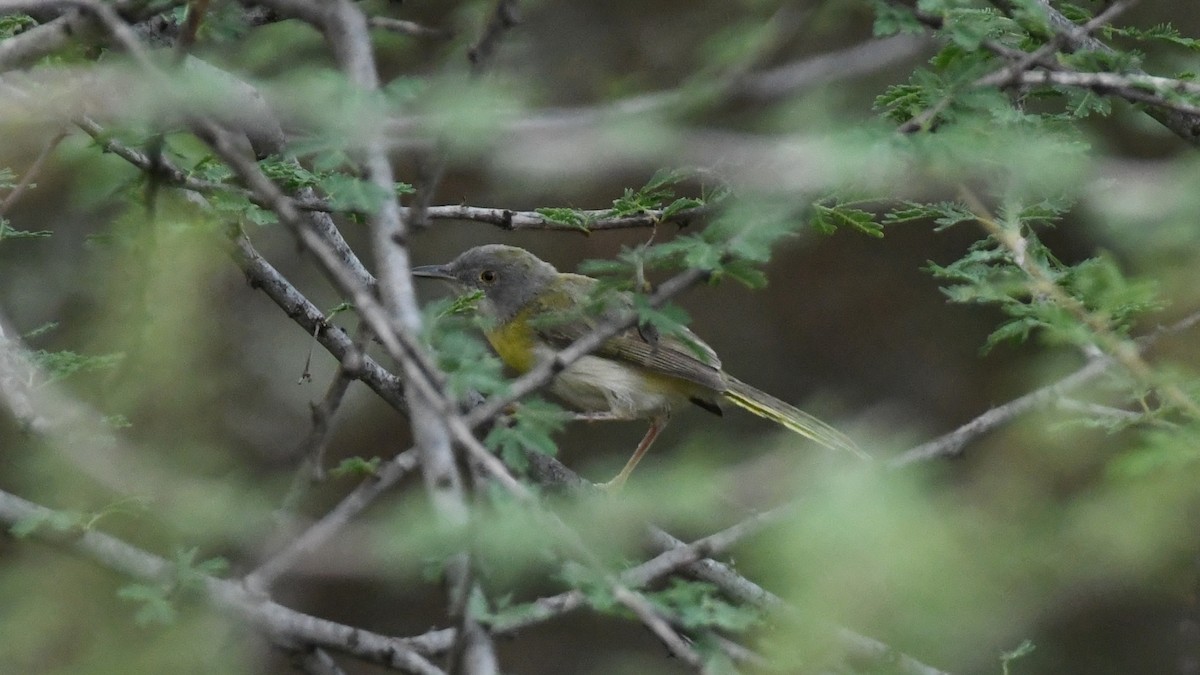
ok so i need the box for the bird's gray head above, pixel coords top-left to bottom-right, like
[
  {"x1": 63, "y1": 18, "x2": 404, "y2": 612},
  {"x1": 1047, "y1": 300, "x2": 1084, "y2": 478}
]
[{"x1": 412, "y1": 244, "x2": 558, "y2": 321}]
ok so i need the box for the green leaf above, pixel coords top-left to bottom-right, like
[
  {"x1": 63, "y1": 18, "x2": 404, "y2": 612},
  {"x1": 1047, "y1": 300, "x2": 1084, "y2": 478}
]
[
  {"x1": 103, "y1": 414, "x2": 133, "y2": 429},
  {"x1": 317, "y1": 173, "x2": 391, "y2": 213},
  {"x1": 810, "y1": 204, "x2": 883, "y2": 237},
  {"x1": 259, "y1": 157, "x2": 320, "y2": 191},
  {"x1": 172, "y1": 547, "x2": 228, "y2": 591},
  {"x1": 1109, "y1": 427, "x2": 1200, "y2": 478},
  {"x1": 0, "y1": 14, "x2": 36, "y2": 39},
  {"x1": 208, "y1": 189, "x2": 277, "y2": 226},
  {"x1": 939, "y1": 7, "x2": 1014, "y2": 51},
  {"x1": 645, "y1": 579, "x2": 761, "y2": 632},
  {"x1": 717, "y1": 258, "x2": 768, "y2": 289},
  {"x1": 535, "y1": 207, "x2": 591, "y2": 231},
  {"x1": 331, "y1": 456, "x2": 382, "y2": 477},
  {"x1": 1063, "y1": 89, "x2": 1113, "y2": 118},
  {"x1": 117, "y1": 583, "x2": 177, "y2": 627},
  {"x1": 435, "y1": 291, "x2": 483, "y2": 318},
  {"x1": 609, "y1": 169, "x2": 696, "y2": 217},
  {"x1": 1001, "y1": 639, "x2": 1036, "y2": 675},
  {"x1": 484, "y1": 398, "x2": 568, "y2": 473},
  {"x1": 557, "y1": 561, "x2": 617, "y2": 612},
  {"x1": 870, "y1": 1, "x2": 925, "y2": 37},
  {"x1": 661, "y1": 197, "x2": 703, "y2": 219},
  {"x1": 0, "y1": 222, "x2": 53, "y2": 241},
  {"x1": 31, "y1": 350, "x2": 124, "y2": 384},
  {"x1": 875, "y1": 83, "x2": 934, "y2": 124},
  {"x1": 9, "y1": 509, "x2": 86, "y2": 539},
  {"x1": 22, "y1": 322, "x2": 59, "y2": 339},
  {"x1": 1062, "y1": 253, "x2": 1161, "y2": 333}
]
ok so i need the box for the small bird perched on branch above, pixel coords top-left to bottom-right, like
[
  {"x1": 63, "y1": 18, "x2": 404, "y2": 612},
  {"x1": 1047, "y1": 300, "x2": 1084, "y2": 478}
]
[{"x1": 413, "y1": 244, "x2": 864, "y2": 488}]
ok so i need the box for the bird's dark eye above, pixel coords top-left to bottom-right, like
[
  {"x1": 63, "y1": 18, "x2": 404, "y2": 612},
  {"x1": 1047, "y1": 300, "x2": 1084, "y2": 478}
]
[{"x1": 479, "y1": 269, "x2": 497, "y2": 283}]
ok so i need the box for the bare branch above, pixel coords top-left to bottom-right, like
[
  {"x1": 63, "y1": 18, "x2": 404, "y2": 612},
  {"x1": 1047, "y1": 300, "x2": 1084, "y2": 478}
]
[{"x1": 889, "y1": 356, "x2": 1112, "y2": 466}]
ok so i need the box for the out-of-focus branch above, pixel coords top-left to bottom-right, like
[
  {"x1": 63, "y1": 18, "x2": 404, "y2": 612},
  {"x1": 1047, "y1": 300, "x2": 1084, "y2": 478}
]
[
  {"x1": 645, "y1": 528, "x2": 951, "y2": 675},
  {"x1": 401, "y1": 451, "x2": 952, "y2": 675},
  {"x1": 320, "y1": 2, "x2": 498, "y2": 671},
  {"x1": 0, "y1": 312, "x2": 48, "y2": 433},
  {"x1": 367, "y1": 15, "x2": 451, "y2": 40},
  {"x1": 0, "y1": 0, "x2": 190, "y2": 72},
  {"x1": 0, "y1": 488, "x2": 445, "y2": 675},
  {"x1": 388, "y1": 34, "x2": 926, "y2": 138}
]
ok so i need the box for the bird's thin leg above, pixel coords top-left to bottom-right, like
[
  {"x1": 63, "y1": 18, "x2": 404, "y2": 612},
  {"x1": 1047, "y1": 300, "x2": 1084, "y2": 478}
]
[{"x1": 601, "y1": 415, "x2": 668, "y2": 491}]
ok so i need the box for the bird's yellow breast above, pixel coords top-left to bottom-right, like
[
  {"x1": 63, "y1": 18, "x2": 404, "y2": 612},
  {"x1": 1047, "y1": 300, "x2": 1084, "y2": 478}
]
[{"x1": 484, "y1": 309, "x2": 538, "y2": 374}]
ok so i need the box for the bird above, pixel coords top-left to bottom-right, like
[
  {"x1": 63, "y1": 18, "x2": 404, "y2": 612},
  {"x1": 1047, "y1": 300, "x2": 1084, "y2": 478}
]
[{"x1": 412, "y1": 244, "x2": 864, "y2": 488}]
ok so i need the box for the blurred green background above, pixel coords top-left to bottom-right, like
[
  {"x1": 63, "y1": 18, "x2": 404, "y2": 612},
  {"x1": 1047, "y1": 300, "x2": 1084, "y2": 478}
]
[{"x1": 4, "y1": 1, "x2": 1200, "y2": 673}]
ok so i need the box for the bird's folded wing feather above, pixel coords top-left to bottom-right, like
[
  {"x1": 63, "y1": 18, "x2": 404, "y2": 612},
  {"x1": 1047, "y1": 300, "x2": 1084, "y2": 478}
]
[{"x1": 528, "y1": 275, "x2": 727, "y2": 392}]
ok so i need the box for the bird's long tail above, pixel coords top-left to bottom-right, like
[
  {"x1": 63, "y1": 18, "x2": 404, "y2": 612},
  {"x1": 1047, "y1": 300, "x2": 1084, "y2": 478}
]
[{"x1": 721, "y1": 376, "x2": 868, "y2": 460}]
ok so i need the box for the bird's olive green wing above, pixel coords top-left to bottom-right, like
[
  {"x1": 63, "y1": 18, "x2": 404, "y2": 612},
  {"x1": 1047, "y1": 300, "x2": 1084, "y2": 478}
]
[{"x1": 527, "y1": 274, "x2": 727, "y2": 392}]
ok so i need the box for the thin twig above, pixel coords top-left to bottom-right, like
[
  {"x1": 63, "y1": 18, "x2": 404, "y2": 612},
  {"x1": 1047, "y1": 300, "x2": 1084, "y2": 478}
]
[
  {"x1": 889, "y1": 356, "x2": 1112, "y2": 466},
  {"x1": 244, "y1": 449, "x2": 421, "y2": 592},
  {"x1": 277, "y1": 322, "x2": 367, "y2": 510},
  {"x1": 368, "y1": 15, "x2": 451, "y2": 40},
  {"x1": 225, "y1": 231, "x2": 404, "y2": 408},
  {"x1": 0, "y1": 131, "x2": 66, "y2": 218},
  {"x1": 172, "y1": 0, "x2": 209, "y2": 60},
  {"x1": 891, "y1": 302, "x2": 1200, "y2": 467},
  {"x1": 467, "y1": 0, "x2": 519, "y2": 73},
  {"x1": 614, "y1": 586, "x2": 710, "y2": 672}
]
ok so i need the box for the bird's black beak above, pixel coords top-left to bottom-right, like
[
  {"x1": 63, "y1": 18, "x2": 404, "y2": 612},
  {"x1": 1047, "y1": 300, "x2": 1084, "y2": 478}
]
[{"x1": 411, "y1": 264, "x2": 455, "y2": 281}]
